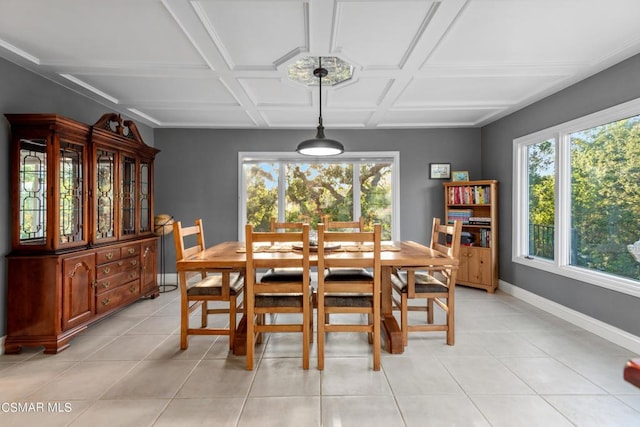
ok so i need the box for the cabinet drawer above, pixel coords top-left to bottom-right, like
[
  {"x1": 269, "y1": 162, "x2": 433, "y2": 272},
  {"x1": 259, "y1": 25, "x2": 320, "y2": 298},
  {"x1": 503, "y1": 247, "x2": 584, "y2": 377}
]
[
  {"x1": 96, "y1": 248, "x2": 122, "y2": 264},
  {"x1": 120, "y1": 244, "x2": 140, "y2": 258},
  {"x1": 95, "y1": 271, "x2": 140, "y2": 295},
  {"x1": 96, "y1": 257, "x2": 140, "y2": 279},
  {"x1": 96, "y1": 280, "x2": 140, "y2": 314}
]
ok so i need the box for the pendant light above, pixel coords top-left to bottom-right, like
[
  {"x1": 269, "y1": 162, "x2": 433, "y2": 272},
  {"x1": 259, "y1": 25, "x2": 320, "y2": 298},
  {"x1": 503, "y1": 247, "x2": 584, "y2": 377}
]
[{"x1": 296, "y1": 57, "x2": 344, "y2": 156}]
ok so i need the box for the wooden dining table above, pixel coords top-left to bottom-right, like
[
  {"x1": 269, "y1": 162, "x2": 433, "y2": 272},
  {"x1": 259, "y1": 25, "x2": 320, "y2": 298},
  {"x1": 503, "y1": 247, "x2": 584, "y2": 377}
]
[{"x1": 176, "y1": 240, "x2": 458, "y2": 355}]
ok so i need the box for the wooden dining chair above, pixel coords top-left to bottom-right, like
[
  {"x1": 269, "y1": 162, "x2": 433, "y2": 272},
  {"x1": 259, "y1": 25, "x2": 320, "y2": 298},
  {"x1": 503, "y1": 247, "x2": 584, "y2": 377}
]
[
  {"x1": 391, "y1": 218, "x2": 462, "y2": 346},
  {"x1": 245, "y1": 223, "x2": 312, "y2": 370},
  {"x1": 321, "y1": 214, "x2": 365, "y2": 231},
  {"x1": 261, "y1": 217, "x2": 308, "y2": 282},
  {"x1": 320, "y1": 215, "x2": 369, "y2": 279},
  {"x1": 173, "y1": 219, "x2": 244, "y2": 350},
  {"x1": 316, "y1": 223, "x2": 382, "y2": 371}
]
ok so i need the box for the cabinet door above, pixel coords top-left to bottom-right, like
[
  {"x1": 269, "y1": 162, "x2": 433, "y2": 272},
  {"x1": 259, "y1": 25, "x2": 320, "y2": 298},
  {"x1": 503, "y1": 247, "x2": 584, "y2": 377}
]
[
  {"x1": 57, "y1": 139, "x2": 88, "y2": 247},
  {"x1": 139, "y1": 160, "x2": 152, "y2": 234},
  {"x1": 458, "y1": 246, "x2": 471, "y2": 283},
  {"x1": 140, "y1": 239, "x2": 158, "y2": 295},
  {"x1": 15, "y1": 137, "x2": 48, "y2": 249},
  {"x1": 94, "y1": 147, "x2": 117, "y2": 242},
  {"x1": 62, "y1": 253, "x2": 96, "y2": 330},
  {"x1": 120, "y1": 155, "x2": 136, "y2": 237},
  {"x1": 463, "y1": 247, "x2": 491, "y2": 286}
]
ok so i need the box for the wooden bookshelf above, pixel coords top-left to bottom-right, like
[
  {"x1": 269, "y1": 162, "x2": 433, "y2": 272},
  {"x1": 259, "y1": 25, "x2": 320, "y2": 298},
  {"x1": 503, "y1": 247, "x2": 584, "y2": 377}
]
[{"x1": 443, "y1": 180, "x2": 498, "y2": 293}]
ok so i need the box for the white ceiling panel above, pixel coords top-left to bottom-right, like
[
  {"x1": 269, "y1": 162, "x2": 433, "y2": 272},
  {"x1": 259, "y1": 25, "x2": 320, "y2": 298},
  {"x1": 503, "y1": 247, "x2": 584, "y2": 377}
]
[
  {"x1": 0, "y1": 0, "x2": 204, "y2": 66},
  {"x1": 428, "y1": 0, "x2": 640, "y2": 66},
  {"x1": 195, "y1": 0, "x2": 307, "y2": 69},
  {"x1": 396, "y1": 75, "x2": 566, "y2": 107},
  {"x1": 380, "y1": 108, "x2": 500, "y2": 127},
  {"x1": 262, "y1": 109, "x2": 373, "y2": 128},
  {"x1": 71, "y1": 74, "x2": 238, "y2": 105},
  {"x1": 139, "y1": 107, "x2": 256, "y2": 127},
  {"x1": 334, "y1": 1, "x2": 437, "y2": 68},
  {"x1": 239, "y1": 78, "x2": 311, "y2": 106},
  {"x1": 1, "y1": 0, "x2": 640, "y2": 129},
  {"x1": 328, "y1": 78, "x2": 393, "y2": 108}
]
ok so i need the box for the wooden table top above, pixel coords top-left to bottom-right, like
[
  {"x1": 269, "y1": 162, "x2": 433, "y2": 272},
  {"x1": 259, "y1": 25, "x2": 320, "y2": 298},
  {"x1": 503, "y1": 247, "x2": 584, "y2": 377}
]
[{"x1": 176, "y1": 240, "x2": 458, "y2": 270}]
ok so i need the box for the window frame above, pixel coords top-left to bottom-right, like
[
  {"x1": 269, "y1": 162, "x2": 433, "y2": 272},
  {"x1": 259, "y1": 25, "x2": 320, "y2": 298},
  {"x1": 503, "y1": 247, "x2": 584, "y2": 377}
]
[
  {"x1": 512, "y1": 97, "x2": 640, "y2": 297},
  {"x1": 238, "y1": 151, "x2": 400, "y2": 241}
]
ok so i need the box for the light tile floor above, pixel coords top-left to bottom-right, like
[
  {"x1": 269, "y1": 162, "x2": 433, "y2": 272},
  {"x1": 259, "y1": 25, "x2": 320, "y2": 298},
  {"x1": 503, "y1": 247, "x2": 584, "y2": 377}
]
[{"x1": 1, "y1": 286, "x2": 639, "y2": 426}]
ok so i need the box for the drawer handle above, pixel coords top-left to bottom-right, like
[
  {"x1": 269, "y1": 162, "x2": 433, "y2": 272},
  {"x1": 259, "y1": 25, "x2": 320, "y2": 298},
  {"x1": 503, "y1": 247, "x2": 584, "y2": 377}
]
[
  {"x1": 129, "y1": 285, "x2": 137, "y2": 293},
  {"x1": 103, "y1": 266, "x2": 110, "y2": 274},
  {"x1": 128, "y1": 248, "x2": 135, "y2": 254},
  {"x1": 102, "y1": 281, "x2": 110, "y2": 289},
  {"x1": 130, "y1": 271, "x2": 138, "y2": 279},
  {"x1": 105, "y1": 252, "x2": 113, "y2": 260},
  {"x1": 101, "y1": 298, "x2": 110, "y2": 306},
  {"x1": 130, "y1": 259, "x2": 137, "y2": 266}
]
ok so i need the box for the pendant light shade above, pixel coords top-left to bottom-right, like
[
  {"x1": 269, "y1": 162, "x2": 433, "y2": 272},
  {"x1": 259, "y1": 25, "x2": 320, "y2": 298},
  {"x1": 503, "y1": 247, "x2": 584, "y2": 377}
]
[{"x1": 296, "y1": 57, "x2": 344, "y2": 156}]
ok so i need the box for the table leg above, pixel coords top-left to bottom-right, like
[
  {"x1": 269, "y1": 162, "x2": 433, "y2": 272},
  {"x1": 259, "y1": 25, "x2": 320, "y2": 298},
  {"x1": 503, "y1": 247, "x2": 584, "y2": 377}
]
[
  {"x1": 381, "y1": 266, "x2": 404, "y2": 354},
  {"x1": 233, "y1": 315, "x2": 248, "y2": 355}
]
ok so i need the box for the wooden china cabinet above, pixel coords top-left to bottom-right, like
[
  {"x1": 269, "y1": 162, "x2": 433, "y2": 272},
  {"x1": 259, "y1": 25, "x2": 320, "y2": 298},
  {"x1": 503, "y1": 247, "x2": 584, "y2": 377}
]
[{"x1": 5, "y1": 113, "x2": 160, "y2": 354}]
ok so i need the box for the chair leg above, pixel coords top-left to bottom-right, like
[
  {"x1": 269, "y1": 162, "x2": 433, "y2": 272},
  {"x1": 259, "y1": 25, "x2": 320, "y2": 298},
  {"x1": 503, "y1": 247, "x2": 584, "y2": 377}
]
[
  {"x1": 180, "y1": 298, "x2": 191, "y2": 350},
  {"x1": 246, "y1": 310, "x2": 254, "y2": 370},
  {"x1": 367, "y1": 313, "x2": 373, "y2": 344},
  {"x1": 256, "y1": 313, "x2": 264, "y2": 345},
  {"x1": 229, "y1": 295, "x2": 237, "y2": 350},
  {"x1": 373, "y1": 296, "x2": 381, "y2": 371},
  {"x1": 401, "y1": 294, "x2": 408, "y2": 347},
  {"x1": 309, "y1": 297, "x2": 314, "y2": 344},
  {"x1": 446, "y1": 297, "x2": 455, "y2": 346},
  {"x1": 302, "y1": 299, "x2": 310, "y2": 370},
  {"x1": 317, "y1": 301, "x2": 325, "y2": 370},
  {"x1": 427, "y1": 298, "x2": 434, "y2": 324},
  {"x1": 201, "y1": 301, "x2": 208, "y2": 327}
]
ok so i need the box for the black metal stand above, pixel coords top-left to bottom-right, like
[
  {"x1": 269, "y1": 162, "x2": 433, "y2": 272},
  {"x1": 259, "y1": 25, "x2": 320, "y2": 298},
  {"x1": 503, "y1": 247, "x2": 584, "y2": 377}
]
[{"x1": 157, "y1": 216, "x2": 177, "y2": 293}]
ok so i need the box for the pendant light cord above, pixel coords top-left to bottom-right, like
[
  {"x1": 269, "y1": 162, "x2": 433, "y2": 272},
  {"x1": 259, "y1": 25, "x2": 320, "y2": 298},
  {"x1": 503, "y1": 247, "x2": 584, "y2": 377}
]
[{"x1": 318, "y1": 56, "x2": 323, "y2": 126}]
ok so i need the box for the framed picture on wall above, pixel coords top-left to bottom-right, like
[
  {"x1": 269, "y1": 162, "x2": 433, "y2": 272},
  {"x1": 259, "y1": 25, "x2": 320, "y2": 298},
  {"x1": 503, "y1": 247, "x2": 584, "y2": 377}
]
[
  {"x1": 451, "y1": 170, "x2": 470, "y2": 181},
  {"x1": 429, "y1": 163, "x2": 451, "y2": 179}
]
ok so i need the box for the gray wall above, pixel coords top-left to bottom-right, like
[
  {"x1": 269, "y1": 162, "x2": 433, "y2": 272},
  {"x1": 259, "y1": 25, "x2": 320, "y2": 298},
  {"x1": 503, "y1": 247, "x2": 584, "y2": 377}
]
[
  {"x1": 482, "y1": 52, "x2": 640, "y2": 336},
  {"x1": 0, "y1": 57, "x2": 154, "y2": 336},
  {"x1": 154, "y1": 127, "x2": 481, "y2": 270}
]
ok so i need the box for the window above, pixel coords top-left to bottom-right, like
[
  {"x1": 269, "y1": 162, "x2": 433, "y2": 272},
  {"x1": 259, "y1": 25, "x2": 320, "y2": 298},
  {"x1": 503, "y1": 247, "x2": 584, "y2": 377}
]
[
  {"x1": 513, "y1": 98, "x2": 640, "y2": 296},
  {"x1": 239, "y1": 152, "x2": 399, "y2": 241}
]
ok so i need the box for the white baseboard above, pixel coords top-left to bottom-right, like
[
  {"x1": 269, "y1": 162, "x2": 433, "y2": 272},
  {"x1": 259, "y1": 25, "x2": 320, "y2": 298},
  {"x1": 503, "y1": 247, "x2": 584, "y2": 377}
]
[{"x1": 499, "y1": 280, "x2": 640, "y2": 355}]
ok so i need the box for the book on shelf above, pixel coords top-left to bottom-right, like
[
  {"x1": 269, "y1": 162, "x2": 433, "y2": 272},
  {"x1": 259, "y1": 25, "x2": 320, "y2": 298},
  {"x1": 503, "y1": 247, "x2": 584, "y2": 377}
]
[
  {"x1": 447, "y1": 185, "x2": 491, "y2": 205},
  {"x1": 479, "y1": 228, "x2": 491, "y2": 248},
  {"x1": 447, "y1": 209, "x2": 473, "y2": 224},
  {"x1": 468, "y1": 216, "x2": 491, "y2": 226}
]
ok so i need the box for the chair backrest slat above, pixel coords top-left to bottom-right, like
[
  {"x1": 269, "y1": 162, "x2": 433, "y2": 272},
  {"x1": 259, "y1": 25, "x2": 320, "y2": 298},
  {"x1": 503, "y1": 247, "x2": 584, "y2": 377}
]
[
  {"x1": 245, "y1": 224, "x2": 310, "y2": 272},
  {"x1": 321, "y1": 215, "x2": 365, "y2": 232}
]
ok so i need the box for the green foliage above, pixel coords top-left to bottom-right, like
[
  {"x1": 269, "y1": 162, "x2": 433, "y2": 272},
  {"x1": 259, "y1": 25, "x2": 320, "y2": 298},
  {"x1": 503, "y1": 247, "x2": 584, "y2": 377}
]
[
  {"x1": 528, "y1": 118, "x2": 640, "y2": 279},
  {"x1": 245, "y1": 164, "x2": 278, "y2": 231},
  {"x1": 245, "y1": 161, "x2": 393, "y2": 240},
  {"x1": 569, "y1": 118, "x2": 640, "y2": 278}
]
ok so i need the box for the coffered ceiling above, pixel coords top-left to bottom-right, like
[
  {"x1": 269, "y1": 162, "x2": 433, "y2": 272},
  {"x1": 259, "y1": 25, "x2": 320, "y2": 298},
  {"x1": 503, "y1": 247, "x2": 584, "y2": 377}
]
[{"x1": 1, "y1": 0, "x2": 640, "y2": 129}]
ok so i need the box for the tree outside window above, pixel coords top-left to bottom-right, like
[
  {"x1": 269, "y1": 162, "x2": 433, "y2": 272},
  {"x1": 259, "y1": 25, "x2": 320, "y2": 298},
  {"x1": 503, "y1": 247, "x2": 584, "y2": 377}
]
[{"x1": 242, "y1": 154, "x2": 397, "y2": 241}]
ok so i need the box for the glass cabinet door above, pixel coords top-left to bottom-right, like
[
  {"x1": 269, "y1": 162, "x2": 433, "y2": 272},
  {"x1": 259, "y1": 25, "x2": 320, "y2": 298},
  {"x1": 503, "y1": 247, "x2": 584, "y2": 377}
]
[
  {"x1": 95, "y1": 148, "x2": 116, "y2": 241},
  {"x1": 121, "y1": 155, "x2": 136, "y2": 236},
  {"x1": 139, "y1": 161, "x2": 151, "y2": 234},
  {"x1": 58, "y1": 140, "x2": 84, "y2": 245},
  {"x1": 18, "y1": 138, "x2": 47, "y2": 246}
]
